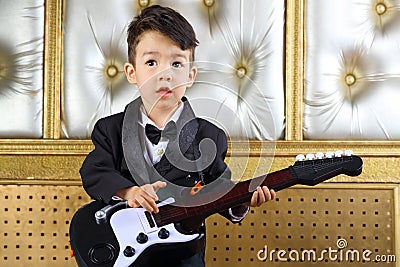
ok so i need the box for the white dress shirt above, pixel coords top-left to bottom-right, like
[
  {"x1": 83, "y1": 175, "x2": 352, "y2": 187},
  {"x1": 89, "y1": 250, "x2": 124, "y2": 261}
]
[{"x1": 138, "y1": 103, "x2": 184, "y2": 165}]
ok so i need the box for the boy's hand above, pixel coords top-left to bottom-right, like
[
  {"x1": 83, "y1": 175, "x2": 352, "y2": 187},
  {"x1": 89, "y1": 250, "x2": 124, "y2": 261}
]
[
  {"x1": 249, "y1": 186, "x2": 276, "y2": 207},
  {"x1": 116, "y1": 181, "x2": 167, "y2": 213},
  {"x1": 230, "y1": 186, "x2": 276, "y2": 219}
]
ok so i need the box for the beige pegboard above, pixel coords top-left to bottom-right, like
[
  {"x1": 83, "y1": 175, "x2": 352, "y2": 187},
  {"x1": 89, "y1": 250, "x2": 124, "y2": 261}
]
[
  {"x1": 0, "y1": 184, "x2": 398, "y2": 267},
  {"x1": 205, "y1": 184, "x2": 398, "y2": 267},
  {"x1": 0, "y1": 185, "x2": 90, "y2": 267}
]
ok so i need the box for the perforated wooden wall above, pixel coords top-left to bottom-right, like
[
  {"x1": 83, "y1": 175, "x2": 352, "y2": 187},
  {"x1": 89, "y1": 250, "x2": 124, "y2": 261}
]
[
  {"x1": 0, "y1": 185, "x2": 90, "y2": 266},
  {"x1": 1, "y1": 184, "x2": 397, "y2": 267},
  {"x1": 205, "y1": 184, "x2": 398, "y2": 266}
]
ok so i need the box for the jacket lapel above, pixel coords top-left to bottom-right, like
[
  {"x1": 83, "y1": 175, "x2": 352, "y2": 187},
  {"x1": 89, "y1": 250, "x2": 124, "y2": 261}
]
[
  {"x1": 176, "y1": 98, "x2": 199, "y2": 155},
  {"x1": 122, "y1": 97, "x2": 152, "y2": 185}
]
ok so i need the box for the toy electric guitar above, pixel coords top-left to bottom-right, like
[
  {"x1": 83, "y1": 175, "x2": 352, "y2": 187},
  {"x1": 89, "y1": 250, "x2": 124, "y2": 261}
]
[{"x1": 69, "y1": 151, "x2": 362, "y2": 267}]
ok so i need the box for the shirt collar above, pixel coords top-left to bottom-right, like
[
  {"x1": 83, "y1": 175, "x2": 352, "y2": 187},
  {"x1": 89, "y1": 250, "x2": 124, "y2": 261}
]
[{"x1": 139, "y1": 101, "x2": 184, "y2": 129}]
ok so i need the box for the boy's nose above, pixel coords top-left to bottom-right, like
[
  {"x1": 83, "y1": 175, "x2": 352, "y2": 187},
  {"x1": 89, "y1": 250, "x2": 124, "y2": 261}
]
[{"x1": 158, "y1": 67, "x2": 172, "y2": 81}]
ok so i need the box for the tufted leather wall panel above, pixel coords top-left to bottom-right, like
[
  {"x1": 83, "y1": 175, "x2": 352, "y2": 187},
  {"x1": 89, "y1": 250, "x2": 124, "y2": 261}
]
[
  {"x1": 304, "y1": 0, "x2": 400, "y2": 139},
  {"x1": 63, "y1": 0, "x2": 286, "y2": 140},
  {"x1": 0, "y1": 1, "x2": 44, "y2": 138}
]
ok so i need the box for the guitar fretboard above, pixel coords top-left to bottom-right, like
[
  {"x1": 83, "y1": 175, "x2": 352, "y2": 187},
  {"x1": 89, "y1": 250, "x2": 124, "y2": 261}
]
[{"x1": 153, "y1": 168, "x2": 297, "y2": 227}]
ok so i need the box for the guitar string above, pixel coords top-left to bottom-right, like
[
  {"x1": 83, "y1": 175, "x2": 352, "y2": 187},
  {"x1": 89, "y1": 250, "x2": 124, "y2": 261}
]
[
  {"x1": 295, "y1": 157, "x2": 350, "y2": 172},
  {"x1": 153, "y1": 158, "x2": 354, "y2": 225},
  {"x1": 155, "y1": 160, "x2": 351, "y2": 225},
  {"x1": 154, "y1": 177, "x2": 298, "y2": 225},
  {"x1": 155, "y1": 177, "x2": 296, "y2": 222}
]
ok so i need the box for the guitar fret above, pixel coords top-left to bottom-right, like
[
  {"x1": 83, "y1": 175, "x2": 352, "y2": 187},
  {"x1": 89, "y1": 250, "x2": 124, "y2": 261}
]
[
  {"x1": 154, "y1": 168, "x2": 297, "y2": 226},
  {"x1": 155, "y1": 156, "x2": 363, "y2": 230}
]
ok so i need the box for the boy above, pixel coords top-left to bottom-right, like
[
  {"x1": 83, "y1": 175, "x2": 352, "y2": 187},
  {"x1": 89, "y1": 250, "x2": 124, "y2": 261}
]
[{"x1": 80, "y1": 5, "x2": 275, "y2": 266}]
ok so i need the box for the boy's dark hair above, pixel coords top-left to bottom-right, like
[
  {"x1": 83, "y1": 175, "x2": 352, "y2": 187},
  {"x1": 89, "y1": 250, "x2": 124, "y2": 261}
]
[{"x1": 127, "y1": 5, "x2": 199, "y2": 65}]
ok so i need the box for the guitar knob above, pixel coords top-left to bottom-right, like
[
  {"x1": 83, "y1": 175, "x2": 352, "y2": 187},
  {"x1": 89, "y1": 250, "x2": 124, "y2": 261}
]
[
  {"x1": 326, "y1": 152, "x2": 334, "y2": 158},
  {"x1": 306, "y1": 154, "x2": 315, "y2": 160},
  {"x1": 158, "y1": 228, "x2": 170, "y2": 239},
  {"x1": 345, "y1": 150, "x2": 353, "y2": 156},
  {"x1": 335, "y1": 150, "x2": 343, "y2": 157},
  {"x1": 296, "y1": 154, "x2": 305, "y2": 161},
  {"x1": 95, "y1": 210, "x2": 107, "y2": 224},
  {"x1": 136, "y1": 232, "x2": 148, "y2": 244},
  {"x1": 123, "y1": 246, "x2": 135, "y2": 257}
]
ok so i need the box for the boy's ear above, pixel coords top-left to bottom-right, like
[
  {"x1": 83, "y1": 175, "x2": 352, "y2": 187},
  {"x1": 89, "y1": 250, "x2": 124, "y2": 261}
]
[
  {"x1": 124, "y1": 63, "x2": 137, "y2": 84},
  {"x1": 186, "y1": 66, "x2": 197, "y2": 88}
]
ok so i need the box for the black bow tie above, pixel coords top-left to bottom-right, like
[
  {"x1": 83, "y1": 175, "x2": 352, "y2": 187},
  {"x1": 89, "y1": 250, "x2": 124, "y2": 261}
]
[{"x1": 145, "y1": 121, "x2": 177, "y2": 145}]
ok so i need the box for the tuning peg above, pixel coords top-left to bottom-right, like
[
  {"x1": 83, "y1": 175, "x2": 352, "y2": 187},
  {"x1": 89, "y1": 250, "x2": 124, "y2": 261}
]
[
  {"x1": 345, "y1": 150, "x2": 353, "y2": 156},
  {"x1": 326, "y1": 152, "x2": 334, "y2": 158},
  {"x1": 315, "y1": 152, "x2": 324, "y2": 159},
  {"x1": 296, "y1": 154, "x2": 305, "y2": 161},
  {"x1": 306, "y1": 154, "x2": 315, "y2": 160},
  {"x1": 335, "y1": 150, "x2": 343, "y2": 157}
]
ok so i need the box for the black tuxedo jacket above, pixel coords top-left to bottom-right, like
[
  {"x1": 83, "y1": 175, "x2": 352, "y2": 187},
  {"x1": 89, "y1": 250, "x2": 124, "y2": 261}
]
[
  {"x1": 79, "y1": 97, "x2": 248, "y2": 265},
  {"x1": 80, "y1": 97, "x2": 237, "y2": 212}
]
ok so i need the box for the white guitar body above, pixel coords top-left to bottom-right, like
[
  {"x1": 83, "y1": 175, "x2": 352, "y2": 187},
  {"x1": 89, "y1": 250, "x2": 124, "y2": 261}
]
[{"x1": 110, "y1": 198, "x2": 200, "y2": 267}]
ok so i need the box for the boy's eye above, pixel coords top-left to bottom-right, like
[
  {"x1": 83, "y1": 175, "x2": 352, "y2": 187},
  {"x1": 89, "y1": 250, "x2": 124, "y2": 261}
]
[
  {"x1": 146, "y1": 60, "x2": 157, "y2": 67},
  {"x1": 172, "y1": 61, "x2": 183, "y2": 68}
]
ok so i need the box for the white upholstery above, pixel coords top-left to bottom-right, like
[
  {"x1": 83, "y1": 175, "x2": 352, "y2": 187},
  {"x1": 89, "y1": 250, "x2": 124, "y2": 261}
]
[
  {"x1": 0, "y1": 1, "x2": 44, "y2": 138},
  {"x1": 63, "y1": 0, "x2": 286, "y2": 140},
  {"x1": 304, "y1": 0, "x2": 400, "y2": 139},
  {"x1": 63, "y1": 0, "x2": 138, "y2": 138}
]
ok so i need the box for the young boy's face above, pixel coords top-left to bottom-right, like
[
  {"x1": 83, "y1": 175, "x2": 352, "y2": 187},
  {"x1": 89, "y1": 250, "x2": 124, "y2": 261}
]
[{"x1": 124, "y1": 30, "x2": 197, "y2": 115}]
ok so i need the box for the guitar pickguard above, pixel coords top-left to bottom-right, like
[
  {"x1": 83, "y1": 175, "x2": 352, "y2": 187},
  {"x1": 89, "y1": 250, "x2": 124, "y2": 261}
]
[{"x1": 110, "y1": 199, "x2": 201, "y2": 266}]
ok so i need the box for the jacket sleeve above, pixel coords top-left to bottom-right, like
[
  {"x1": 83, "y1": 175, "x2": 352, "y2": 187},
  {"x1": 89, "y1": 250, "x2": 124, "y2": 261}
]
[
  {"x1": 80, "y1": 118, "x2": 135, "y2": 203},
  {"x1": 210, "y1": 128, "x2": 249, "y2": 224}
]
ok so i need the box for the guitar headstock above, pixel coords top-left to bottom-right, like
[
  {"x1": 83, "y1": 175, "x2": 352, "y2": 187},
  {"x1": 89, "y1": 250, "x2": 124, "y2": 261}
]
[{"x1": 291, "y1": 150, "x2": 363, "y2": 186}]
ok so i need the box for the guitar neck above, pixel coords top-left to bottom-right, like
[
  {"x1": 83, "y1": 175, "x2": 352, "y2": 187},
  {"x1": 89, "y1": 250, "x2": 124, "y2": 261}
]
[{"x1": 154, "y1": 167, "x2": 297, "y2": 226}]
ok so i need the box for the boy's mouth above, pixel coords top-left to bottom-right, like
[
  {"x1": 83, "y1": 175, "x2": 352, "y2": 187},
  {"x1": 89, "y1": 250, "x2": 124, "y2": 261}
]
[{"x1": 157, "y1": 87, "x2": 173, "y2": 98}]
